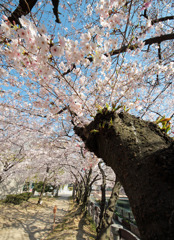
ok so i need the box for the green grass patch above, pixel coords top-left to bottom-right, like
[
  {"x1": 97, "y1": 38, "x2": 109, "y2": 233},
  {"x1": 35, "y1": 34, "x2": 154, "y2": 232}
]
[{"x1": 85, "y1": 214, "x2": 96, "y2": 232}]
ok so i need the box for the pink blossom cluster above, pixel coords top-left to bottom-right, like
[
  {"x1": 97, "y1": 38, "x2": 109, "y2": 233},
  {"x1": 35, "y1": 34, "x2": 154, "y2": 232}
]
[{"x1": 0, "y1": 0, "x2": 173, "y2": 134}]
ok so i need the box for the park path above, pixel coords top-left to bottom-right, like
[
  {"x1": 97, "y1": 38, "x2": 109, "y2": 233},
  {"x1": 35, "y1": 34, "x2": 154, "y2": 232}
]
[{"x1": 0, "y1": 193, "x2": 71, "y2": 240}]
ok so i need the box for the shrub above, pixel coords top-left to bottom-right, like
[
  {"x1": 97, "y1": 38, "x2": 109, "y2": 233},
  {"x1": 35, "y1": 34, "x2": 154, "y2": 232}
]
[
  {"x1": 4, "y1": 192, "x2": 32, "y2": 205},
  {"x1": 33, "y1": 181, "x2": 53, "y2": 193}
]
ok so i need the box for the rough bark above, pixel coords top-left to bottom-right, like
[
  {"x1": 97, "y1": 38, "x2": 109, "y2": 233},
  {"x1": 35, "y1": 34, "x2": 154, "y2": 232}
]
[{"x1": 74, "y1": 111, "x2": 174, "y2": 240}]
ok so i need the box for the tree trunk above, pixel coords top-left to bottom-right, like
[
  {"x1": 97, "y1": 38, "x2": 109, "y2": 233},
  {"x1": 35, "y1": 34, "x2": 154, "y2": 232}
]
[
  {"x1": 75, "y1": 183, "x2": 80, "y2": 203},
  {"x1": 55, "y1": 185, "x2": 60, "y2": 197},
  {"x1": 37, "y1": 180, "x2": 46, "y2": 205},
  {"x1": 76, "y1": 181, "x2": 83, "y2": 204},
  {"x1": 80, "y1": 181, "x2": 85, "y2": 203},
  {"x1": 74, "y1": 111, "x2": 174, "y2": 240},
  {"x1": 82, "y1": 168, "x2": 92, "y2": 212},
  {"x1": 51, "y1": 185, "x2": 55, "y2": 196},
  {"x1": 37, "y1": 165, "x2": 50, "y2": 204},
  {"x1": 32, "y1": 188, "x2": 35, "y2": 196},
  {"x1": 97, "y1": 180, "x2": 121, "y2": 240},
  {"x1": 72, "y1": 182, "x2": 76, "y2": 199},
  {"x1": 97, "y1": 162, "x2": 106, "y2": 233}
]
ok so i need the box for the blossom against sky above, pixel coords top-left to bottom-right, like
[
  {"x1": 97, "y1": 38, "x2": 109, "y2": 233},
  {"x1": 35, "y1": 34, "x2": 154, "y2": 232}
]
[{"x1": 0, "y1": 0, "x2": 173, "y2": 136}]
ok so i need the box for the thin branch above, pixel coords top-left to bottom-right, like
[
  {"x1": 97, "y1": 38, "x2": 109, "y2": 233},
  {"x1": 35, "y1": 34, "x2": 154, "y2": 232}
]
[
  {"x1": 141, "y1": 12, "x2": 174, "y2": 25},
  {"x1": 158, "y1": 43, "x2": 162, "y2": 60},
  {"x1": 141, "y1": 82, "x2": 172, "y2": 118},
  {"x1": 0, "y1": 3, "x2": 12, "y2": 14},
  {"x1": 80, "y1": 146, "x2": 86, "y2": 159},
  {"x1": 170, "y1": 113, "x2": 174, "y2": 119},
  {"x1": 90, "y1": 174, "x2": 100, "y2": 186},
  {"x1": 59, "y1": 162, "x2": 85, "y2": 184}
]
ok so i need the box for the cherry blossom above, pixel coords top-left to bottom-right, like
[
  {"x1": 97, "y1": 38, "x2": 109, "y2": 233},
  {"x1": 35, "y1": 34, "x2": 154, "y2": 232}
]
[{"x1": 0, "y1": 0, "x2": 173, "y2": 175}]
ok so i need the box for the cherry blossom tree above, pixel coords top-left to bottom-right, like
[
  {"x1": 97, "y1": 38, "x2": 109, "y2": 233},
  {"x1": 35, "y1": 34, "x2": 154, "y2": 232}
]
[
  {"x1": 96, "y1": 162, "x2": 120, "y2": 240},
  {"x1": 0, "y1": 0, "x2": 174, "y2": 239},
  {"x1": 0, "y1": 122, "x2": 37, "y2": 183}
]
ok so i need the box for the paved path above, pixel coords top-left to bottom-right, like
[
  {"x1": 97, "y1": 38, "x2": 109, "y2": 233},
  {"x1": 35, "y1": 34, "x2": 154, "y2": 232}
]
[{"x1": 0, "y1": 193, "x2": 71, "y2": 240}]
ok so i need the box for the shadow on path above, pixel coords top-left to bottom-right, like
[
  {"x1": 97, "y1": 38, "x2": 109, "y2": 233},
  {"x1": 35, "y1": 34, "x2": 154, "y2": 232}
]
[
  {"x1": 46, "y1": 203, "x2": 97, "y2": 240},
  {"x1": 0, "y1": 196, "x2": 70, "y2": 240},
  {"x1": 76, "y1": 213, "x2": 97, "y2": 240}
]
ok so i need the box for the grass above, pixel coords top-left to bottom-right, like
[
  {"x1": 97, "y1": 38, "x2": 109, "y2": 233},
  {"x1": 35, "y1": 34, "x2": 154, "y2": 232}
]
[{"x1": 85, "y1": 214, "x2": 97, "y2": 232}]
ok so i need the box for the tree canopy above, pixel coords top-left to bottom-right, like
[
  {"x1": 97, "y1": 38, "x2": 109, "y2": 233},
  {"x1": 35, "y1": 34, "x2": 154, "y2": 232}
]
[{"x1": 0, "y1": 1, "x2": 174, "y2": 239}]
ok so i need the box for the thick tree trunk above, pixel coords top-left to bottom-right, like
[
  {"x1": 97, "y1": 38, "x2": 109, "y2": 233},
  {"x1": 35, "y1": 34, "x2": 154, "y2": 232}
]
[{"x1": 74, "y1": 111, "x2": 174, "y2": 240}]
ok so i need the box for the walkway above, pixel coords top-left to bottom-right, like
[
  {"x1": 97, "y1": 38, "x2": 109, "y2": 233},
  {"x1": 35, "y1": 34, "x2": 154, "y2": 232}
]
[{"x1": 0, "y1": 193, "x2": 71, "y2": 240}]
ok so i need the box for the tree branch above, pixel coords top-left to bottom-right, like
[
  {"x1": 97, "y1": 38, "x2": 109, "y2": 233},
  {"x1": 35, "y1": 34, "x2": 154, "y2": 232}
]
[
  {"x1": 68, "y1": 33, "x2": 174, "y2": 75},
  {"x1": 151, "y1": 16, "x2": 174, "y2": 25},
  {"x1": 51, "y1": 0, "x2": 61, "y2": 23},
  {"x1": 90, "y1": 174, "x2": 100, "y2": 186},
  {"x1": 8, "y1": 0, "x2": 61, "y2": 25},
  {"x1": 0, "y1": 3, "x2": 12, "y2": 14},
  {"x1": 144, "y1": 33, "x2": 174, "y2": 46},
  {"x1": 141, "y1": 12, "x2": 174, "y2": 25},
  {"x1": 111, "y1": 33, "x2": 174, "y2": 56},
  {"x1": 8, "y1": 0, "x2": 38, "y2": 25}
]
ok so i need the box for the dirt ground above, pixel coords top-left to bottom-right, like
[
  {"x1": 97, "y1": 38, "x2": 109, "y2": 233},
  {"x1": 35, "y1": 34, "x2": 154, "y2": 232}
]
[
  {"x1": 0, "y1": 194, "x2": 97, "y2": 240},
  {"x1": 0, "y1": 195, "x2": 70, "y2": 240},
  {"x1": 46, "y1": 203, "x2": 97, "y2": 240}
]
